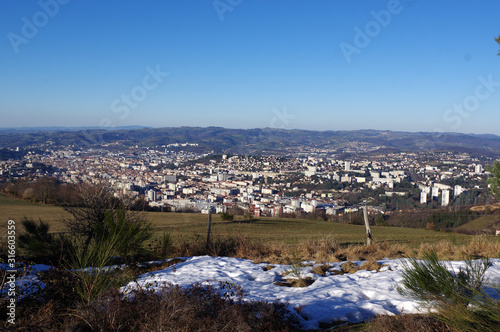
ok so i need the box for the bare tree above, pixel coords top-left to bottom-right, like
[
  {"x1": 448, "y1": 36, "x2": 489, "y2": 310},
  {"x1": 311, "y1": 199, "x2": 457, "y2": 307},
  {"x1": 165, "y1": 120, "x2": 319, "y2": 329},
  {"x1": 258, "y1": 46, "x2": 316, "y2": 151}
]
[
  {"x1": 63, "y1": 182, "x2": 146, "y2": 248},
  {"x1": 34, "y1": 176, "x2": 57, "y2": 204}
]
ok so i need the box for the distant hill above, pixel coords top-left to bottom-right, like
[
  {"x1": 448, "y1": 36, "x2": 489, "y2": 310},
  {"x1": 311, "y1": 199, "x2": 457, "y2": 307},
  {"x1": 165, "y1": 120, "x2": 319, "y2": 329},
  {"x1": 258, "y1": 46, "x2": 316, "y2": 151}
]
[
  {"x1": 0, "y1": 125, "x2": 148, "y2": 133},
  {"x1": 1, "y1": 126, "x2": 500, "y2": 157}
]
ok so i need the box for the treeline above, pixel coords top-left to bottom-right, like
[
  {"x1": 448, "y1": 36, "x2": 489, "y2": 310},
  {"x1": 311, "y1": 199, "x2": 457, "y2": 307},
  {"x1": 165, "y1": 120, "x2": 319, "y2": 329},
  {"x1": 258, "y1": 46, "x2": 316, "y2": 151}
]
[
  {"x1": 1, "y1": 177, "x2": 79, "y2": 205},
  {"x1": 1, "y1": 177, "x2": 149, "y2": 210},
  {"x1": 294, "y1": 206, "x2": 496, "y2": 233},
  {"x1": 383, "y1": 208, "x2": 490, "y2": 230}
]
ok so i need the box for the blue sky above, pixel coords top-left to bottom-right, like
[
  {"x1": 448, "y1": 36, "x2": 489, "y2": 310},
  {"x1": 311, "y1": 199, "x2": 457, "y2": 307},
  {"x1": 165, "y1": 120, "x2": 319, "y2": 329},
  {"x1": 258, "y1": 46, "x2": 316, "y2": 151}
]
[{"x1": 1, "y1": 0, "x2": 500, "y2": 134}]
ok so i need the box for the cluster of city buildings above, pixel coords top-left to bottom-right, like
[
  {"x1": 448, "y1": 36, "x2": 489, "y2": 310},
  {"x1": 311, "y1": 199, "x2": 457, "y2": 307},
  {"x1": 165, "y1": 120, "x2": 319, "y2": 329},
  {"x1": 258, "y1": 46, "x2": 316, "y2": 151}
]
[{"x1": 0, "y1": 144, "x2": 492, "y2": 216}]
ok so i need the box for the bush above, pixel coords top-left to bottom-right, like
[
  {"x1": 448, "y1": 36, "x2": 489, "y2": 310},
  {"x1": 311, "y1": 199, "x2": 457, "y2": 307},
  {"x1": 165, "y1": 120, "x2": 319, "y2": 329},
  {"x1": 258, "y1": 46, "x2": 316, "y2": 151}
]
[
  {"x1": 220, "y1": 212, "x2": 234, "y2": 221},
  {"x1": 99, "y1": 207, "x2": 152, "y2": 261},
  {"x1": 1, "y1": 272, "x2": 298, "y2": 331},
  {"x1": 18, "y1": 218, "x2": 72, "y2": 265},
  {"x1": 150, "y1": 231, "x2": 172, "y2": 258},
  {"x1": 397, "y1": 249, "x2": 500, "y2": 331},
  {"x1": 68, "y1": 207, "x2": 152, "y2": 304},
  {"x1": 397, "y1": 250, "x2": 490, "y2": 308},
  {"x1": 487, "y1": 161, "x2": 500, "y2": 200}
]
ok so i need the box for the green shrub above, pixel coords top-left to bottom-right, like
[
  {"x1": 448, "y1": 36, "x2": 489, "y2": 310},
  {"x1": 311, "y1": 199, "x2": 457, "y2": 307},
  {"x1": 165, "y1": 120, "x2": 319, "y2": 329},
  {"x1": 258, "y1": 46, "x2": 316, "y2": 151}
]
[
  {"x1": 18, "y1": 218, "x2": 72, "y2": 265},
  {"x1": 98, "y1": 207, "x2": 152, "y2": 261},
  {"x1": 68, "y1": 207, "x2": 152, "y2": 304},
  {"x1": 397, "y1": 250, "x2": 490, "y2": 308},
  {"x1": 157, "y1": 231, "x2": 172, "y2": 258},
  {"x1": 487, "y1": 161, "x2": 500, "y2": 200},
  {"x1": 220, "y1": 212, "x2": 234, "y2": 221},
  {"x1": 397, "y1": 249, "x2": 500, "y2": 331}
]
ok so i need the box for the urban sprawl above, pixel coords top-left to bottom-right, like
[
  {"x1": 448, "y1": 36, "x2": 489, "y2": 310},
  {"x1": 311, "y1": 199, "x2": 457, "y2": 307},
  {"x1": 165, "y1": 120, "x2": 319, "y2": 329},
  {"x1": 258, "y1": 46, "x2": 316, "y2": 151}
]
[{"x1": 0, "y1": 143, "x2": 492, "y2": 217}]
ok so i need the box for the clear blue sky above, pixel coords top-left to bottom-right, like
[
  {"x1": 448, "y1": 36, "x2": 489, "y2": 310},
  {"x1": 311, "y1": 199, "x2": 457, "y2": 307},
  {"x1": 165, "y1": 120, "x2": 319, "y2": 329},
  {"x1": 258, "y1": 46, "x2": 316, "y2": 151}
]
[{"x1": 1, "y1": 0, "x2": 500, "y2": 134}]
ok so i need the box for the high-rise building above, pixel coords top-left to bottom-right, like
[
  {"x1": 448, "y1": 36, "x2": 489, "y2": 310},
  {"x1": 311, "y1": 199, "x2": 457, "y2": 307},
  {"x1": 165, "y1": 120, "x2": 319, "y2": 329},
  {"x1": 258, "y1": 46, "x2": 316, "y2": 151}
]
[
  {"x1": 420, "y1": 191, "x2": 427, "y2": 204},
  {"x1": 147, "y1": 189, "x2": 157, "y2": 202},
  {"x1": 442, "y1": 189, "x2": 450, "y2": 206},
  {"x1": 345, "y1": 161, "x2": 351, "y2": 172},
  {"x1": 431, "y1": 187, "x2": 439, "y2": 200},
  {"x1": 454, "y1": 185, "x2": 464, "y2": 196}
]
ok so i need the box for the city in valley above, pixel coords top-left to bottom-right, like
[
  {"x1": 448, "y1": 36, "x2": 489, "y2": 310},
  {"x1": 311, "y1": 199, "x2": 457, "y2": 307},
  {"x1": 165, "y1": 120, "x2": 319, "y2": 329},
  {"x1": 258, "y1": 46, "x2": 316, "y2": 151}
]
[
  {"x1": 2, "y1": 2, "x2": 500, "y2": 330},
  {"x1": 0, "y1": 128, "x2": 493, "y2": 227}
]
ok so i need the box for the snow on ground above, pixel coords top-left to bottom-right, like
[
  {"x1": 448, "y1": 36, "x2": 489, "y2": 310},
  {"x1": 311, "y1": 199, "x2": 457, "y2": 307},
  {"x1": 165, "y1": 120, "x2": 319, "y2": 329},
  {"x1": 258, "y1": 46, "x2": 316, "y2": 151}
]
[
  {"x1": 122, "y1": 256, "x2": 500, "y2": 330},
  {"x1": 2, "y1": 258, "x2": 499, "y2": 330},
  {"x1": 0, "y1": 263, "x2": 52, "y2": 297}
]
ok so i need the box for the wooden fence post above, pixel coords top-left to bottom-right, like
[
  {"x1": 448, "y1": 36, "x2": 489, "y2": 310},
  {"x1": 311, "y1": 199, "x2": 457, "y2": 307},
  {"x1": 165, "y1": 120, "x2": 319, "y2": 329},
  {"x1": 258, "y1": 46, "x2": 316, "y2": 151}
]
[
  {"x1": 206, "y1": 210, "x2": 212, "y2": 245},
  {"x1": 363, "y1": 206, "x2": 373, "y2": 245}
]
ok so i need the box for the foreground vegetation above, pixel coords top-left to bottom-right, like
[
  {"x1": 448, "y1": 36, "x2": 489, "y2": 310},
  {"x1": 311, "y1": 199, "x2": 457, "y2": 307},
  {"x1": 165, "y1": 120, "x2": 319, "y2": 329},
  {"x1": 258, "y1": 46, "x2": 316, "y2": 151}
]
[
  {"x1": 1, "y1": 187, "x2": 500, "y2": 330},
  {"x1": 2, "y1": 232, "x2": 499, "y2": 331}
]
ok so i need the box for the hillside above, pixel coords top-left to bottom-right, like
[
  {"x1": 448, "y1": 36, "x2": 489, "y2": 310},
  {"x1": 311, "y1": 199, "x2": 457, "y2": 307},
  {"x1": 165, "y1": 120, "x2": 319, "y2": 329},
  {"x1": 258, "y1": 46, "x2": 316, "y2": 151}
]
[{"x1": 1, "y1": 127, "x2": 500, "y2": 157}]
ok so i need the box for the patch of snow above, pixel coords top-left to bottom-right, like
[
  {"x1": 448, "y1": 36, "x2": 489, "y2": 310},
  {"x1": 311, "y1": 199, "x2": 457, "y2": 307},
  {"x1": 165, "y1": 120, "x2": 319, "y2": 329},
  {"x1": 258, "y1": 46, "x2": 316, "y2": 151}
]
[
  {"x1": 3, "y1": 257, "x2": 499, "y2": 330},
  {"x1": 122, "y1": 256, "x2": 500, "y2": 330}
]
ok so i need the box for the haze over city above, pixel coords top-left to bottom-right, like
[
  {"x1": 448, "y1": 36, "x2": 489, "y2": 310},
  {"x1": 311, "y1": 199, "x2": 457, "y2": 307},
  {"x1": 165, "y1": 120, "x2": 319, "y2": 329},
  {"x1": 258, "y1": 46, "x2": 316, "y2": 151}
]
[{"x1": 1, "y1": 0, "x2": 500, "y2": 134}]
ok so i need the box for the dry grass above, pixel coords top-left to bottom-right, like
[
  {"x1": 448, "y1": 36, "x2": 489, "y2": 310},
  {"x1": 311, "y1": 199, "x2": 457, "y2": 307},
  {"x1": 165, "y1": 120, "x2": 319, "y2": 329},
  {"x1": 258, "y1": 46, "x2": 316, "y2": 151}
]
[
  {"x1": 1, "y1": 281, "x2": 299, "y2": 331},
  {"x1": 461, "y1": 236, "x2": 500, "y2": 258},
  {"x1": 311, "y1": 264, "x2": 332, "y2": 276},
  {"x1": 365, "y1": 314, "x2": 452, "y2": 332},
  {"x1": 156, "y1": 234, "x2": 500, "y2": 265},
  {"x1": 359, "y1": 260, "x2": 385, "y2": 272},
  {"x1": 295, "y1": 236, "x2": 338, "y2": 261},
  {"x1": 0, "y1": 195, "x2": 70, "y2": 233},
  {"x1": 341, "y1": 261, "x2": 359, "y2": 274},
  {"x1": 416, "y1": 236, "x2": 500, "y2": 260},
  {"x1": 274, "y1": 278, "x2": 315, "y2": 288}
]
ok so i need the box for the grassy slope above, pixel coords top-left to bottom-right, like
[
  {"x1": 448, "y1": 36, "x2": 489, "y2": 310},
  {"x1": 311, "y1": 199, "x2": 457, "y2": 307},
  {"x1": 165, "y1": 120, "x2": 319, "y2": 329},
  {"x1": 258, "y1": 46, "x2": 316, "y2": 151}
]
[
  {"x1": 1, "y1": 194, "x2": 487, "y2": 249},
  {"x1": 458, "y1": 214, "x2": 500, "y2": 231},
  {"x1": 0, "y1": 194, "x2": 69, "y2": 233},
  {"x1": 147, "y1": 213, "x2": 476, "y2": 247}
]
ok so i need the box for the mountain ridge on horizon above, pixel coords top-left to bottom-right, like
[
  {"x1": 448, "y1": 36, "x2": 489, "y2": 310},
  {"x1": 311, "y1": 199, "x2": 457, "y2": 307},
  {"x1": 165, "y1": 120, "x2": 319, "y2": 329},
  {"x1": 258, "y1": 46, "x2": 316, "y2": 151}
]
[
  {"x1": 0, "y1": 125, "x2": 499, "y2": 138},
  {"x1": 1, "y1": 126, "x2": 500, "y2": 158}
]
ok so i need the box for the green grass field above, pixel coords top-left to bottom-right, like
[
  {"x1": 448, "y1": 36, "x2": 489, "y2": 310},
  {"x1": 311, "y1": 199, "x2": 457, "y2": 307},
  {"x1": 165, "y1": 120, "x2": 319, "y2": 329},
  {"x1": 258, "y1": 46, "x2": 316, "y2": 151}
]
[
  {"x1": 147, "y1": 212, "x2": 477, "y2": 247},
  {"x1": 2, "y1": 193, "x2": 495, "y2": 249},
  {"x1": 458, "y1": 215, "x2": 500, "y2": 231},
  {"x1": 0, "y1": 194, "x2": 70, "y2": 233}
]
